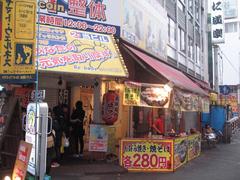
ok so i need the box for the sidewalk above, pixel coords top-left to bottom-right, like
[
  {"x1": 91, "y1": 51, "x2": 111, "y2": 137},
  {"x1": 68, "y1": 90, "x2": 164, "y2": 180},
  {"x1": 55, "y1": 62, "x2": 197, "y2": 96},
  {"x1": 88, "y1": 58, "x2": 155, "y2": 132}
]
[{"x1": 51, "y1": 155, "x2": 127, "y2": 179}]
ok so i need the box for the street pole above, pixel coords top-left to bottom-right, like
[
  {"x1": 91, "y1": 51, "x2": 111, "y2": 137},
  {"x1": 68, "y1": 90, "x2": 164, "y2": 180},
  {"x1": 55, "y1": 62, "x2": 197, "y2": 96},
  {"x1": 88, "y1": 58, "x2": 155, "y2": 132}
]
[{"x1": 213, "y1": 45, "x2": 219, "y2": 93}]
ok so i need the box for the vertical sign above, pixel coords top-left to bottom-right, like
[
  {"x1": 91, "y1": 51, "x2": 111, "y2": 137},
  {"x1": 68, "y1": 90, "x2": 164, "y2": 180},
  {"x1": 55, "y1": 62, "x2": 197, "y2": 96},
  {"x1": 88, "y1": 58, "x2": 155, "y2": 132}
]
[
  {"x1": 211, "y1": 0, "x2": 225, "y2": 44},
  {"x1": 0, "y1": 0, "x2": 36, "y2": 83}
]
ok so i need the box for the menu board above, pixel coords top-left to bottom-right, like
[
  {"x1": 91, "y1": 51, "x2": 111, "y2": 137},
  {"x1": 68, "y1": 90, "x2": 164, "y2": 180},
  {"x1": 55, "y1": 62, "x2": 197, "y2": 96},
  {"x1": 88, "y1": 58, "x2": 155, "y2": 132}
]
[
  {"x1": 174, "y1": 137, "x2": 188, "y2": 169},
  {"x1": 123, "y1": 81, "x2": 171, "y2": 108}
]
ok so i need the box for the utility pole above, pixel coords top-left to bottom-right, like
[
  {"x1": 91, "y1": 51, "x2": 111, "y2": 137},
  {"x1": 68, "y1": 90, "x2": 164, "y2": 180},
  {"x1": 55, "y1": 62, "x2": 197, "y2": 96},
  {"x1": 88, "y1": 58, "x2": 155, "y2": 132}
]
[{"x1": 213, "y1": 45, "x2": 219, "y2": 93}]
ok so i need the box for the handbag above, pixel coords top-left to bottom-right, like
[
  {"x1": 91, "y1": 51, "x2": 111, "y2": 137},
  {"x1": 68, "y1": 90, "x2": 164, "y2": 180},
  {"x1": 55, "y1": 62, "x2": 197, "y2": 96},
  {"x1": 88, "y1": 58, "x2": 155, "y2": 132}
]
[{"x1": 62, "y1": 133, "x2": 70, "y2": 147}]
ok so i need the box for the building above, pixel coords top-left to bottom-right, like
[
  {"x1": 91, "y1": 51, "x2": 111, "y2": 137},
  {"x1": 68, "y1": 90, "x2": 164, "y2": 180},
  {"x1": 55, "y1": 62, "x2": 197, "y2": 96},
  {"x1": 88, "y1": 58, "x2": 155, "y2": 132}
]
[{"x1": 165, "y1": 0, "x2": 209, "y2": 82}]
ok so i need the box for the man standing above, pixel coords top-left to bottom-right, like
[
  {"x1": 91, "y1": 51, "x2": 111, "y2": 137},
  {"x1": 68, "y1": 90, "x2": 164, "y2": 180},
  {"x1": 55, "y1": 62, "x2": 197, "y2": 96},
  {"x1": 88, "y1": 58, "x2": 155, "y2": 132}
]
[
  {"x1": 152, "y1": 109, "x2": 165, "y2": 135},
  {"x1": 71, "y1": 101, "x2": 85, "y2": 157}
]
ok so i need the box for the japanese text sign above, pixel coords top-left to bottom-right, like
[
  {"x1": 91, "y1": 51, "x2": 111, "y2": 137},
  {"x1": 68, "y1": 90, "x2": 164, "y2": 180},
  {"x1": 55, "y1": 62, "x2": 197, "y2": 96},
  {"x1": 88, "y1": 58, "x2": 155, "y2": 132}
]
[
  {"x1": 12, "y1": 141, "x2": 32, "y2": 180},
  {"x1": 211, "y1": 0, "x2": 225, "y2": 44},
  {"x1": 0, "y1": 0, "x2": 36, "y2": 83},
  {"x1": 38, "y1": 25, "x2": 128, "y2": 77},
  {"x1": 120, "y1": 139, "x2": 174, "y2": 172},
  {"x1": 123, "y1": 81, "x2": 171, "y2": 108},
  {"x1": 38, "y1": 0, "x2": 121, "y2": 36}
]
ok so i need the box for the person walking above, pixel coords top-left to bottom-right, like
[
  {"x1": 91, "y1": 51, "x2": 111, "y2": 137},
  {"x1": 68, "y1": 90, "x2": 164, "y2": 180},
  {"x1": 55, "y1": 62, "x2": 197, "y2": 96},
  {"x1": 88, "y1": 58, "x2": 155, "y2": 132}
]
[{"x1": 71, "y1": 101, "x2": 85, "y2": 158}]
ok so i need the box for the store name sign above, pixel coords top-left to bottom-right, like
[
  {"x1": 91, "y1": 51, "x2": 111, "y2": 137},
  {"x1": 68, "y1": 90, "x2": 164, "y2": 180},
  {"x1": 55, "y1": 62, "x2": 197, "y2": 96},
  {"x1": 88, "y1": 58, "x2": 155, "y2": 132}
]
[
  {"x1": 211, "y1": 0, "x2": 225, "y2": 44},
  {"x1": 38, "y1": 0, "x2": 121, "y2": 36}
]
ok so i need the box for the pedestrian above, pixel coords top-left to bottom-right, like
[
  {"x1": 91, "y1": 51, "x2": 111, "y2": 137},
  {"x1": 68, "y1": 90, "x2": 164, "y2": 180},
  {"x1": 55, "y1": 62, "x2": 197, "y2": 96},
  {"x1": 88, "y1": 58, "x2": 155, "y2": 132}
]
[
  {"x1": 51, "y1": 105, "x2": 64, "y2": 167},
  {"x1": 152, "y1": 109, "x2": 165, "y2": 135},
  {"x1": 71, "y1": 101, "x2": 85, "y2": 158}
]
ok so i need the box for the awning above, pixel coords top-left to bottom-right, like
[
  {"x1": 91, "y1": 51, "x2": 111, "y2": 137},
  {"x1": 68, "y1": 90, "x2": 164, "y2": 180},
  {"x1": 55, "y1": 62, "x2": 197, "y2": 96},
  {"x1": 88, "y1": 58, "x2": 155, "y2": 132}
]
[
  {"x1": 187, "y1": 75, "x2": 212, "y2": 92},
  {"x1": 37, "y1": 25, "x2": 128, "y2": 77},
  {"x1": 123, "y1": 44, "x2": 207, "y2": 96}
]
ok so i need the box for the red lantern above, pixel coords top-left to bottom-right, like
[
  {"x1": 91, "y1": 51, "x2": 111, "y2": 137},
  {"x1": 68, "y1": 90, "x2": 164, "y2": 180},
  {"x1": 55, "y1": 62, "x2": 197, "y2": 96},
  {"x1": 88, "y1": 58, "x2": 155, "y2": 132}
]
[{"x1": 102, "y1": 90, "x2": 119, "y2": 125}]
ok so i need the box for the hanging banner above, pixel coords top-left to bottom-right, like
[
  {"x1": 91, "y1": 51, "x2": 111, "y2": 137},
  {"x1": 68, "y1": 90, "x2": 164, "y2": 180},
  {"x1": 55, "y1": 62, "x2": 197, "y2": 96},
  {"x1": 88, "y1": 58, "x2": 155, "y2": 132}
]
[
  {"x1": 120, "y1": 139, "x2": 174, "y2": 172},
  {"x1": 121, "y1": 0, "x2": 167, "y2": 60},
  {"x1": 174, "y1": 137, "x2": 188, "y2": 170},
  {"x1": 0, "y1": 0, "x2": 36, "y2": 83},
  {"x1": 123, "y1": 81, "x2": 171, "y2": 108},
  {"x1": 38, "y1": 0, "x2": 121, "y2": 36},
  {"x1": 12, "y1": 141, "x2": 32, "y2": 180},
  {"x1": 38, "y1": 25, "x2": 128, "y2": 77},
  {"x1": 211, "y1": 0, "x2": 225, "y2": 44},
  {"x1": 187, "y1": 134, "x2": 201, "y2": 161},
  {"x1": 172, "y1": 89, "x2": 200, "y2": 111}
]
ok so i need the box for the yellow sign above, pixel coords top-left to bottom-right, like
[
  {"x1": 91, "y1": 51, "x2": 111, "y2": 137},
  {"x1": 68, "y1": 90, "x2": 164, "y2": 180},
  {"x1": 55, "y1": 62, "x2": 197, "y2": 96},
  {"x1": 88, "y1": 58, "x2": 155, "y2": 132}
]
[
  {"x1": 0, "y1": 0, "x2": 36, "y2": 83},
  {"x1": 120, "y1": 139, "x2": 174, "y2": 172},
  {"x1": 174, "y1": 137, "x2": 188, "y2": 170},
  {"x1": 38, "y1": 25, "x2": 128, "y2": 77}
]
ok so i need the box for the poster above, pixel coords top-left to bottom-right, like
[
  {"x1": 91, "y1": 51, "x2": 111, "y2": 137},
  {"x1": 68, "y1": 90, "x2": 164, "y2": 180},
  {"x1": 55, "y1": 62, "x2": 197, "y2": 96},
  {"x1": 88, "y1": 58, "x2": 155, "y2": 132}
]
[
  {"x1": 174, "y1": 137, "x2": 188, "y2": 169},
  {"x1": 0, "y1": 0, "x2": 36, "y2": 83},
  {"x1": 121, "y1": 0, "x2": 167, "y2": 60},
  {"x1": 38, "y1": 25, "x2": 128, "y2": 77},
  {"x1": 89, "y1": 124, "x2": 108, "y2": 152},
  {"x1": 38, "y1": 0, "x2": 121, "y2": 36},
  {"x1": 187, "y1": 134, "x2": 201, "y2": 161},
  {"x1": 12, "y1": 141, "x2": 32, "y2": 180},
  {"x1": 123, "y1": 81, "x2": 171, "y2": 108},
  {"x1": 172, "y1": 89, "x2": 200, "y2": 111},
  {"x1": 120, "y1": 139, "x2": 174, "y2": 172}
]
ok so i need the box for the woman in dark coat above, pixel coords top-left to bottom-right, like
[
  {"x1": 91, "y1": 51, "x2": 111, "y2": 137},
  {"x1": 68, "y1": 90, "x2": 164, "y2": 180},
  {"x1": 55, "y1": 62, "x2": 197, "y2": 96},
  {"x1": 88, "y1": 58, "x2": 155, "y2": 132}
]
[{"x1": 71, "y1": 101, "x2": 85, "y2": 157}]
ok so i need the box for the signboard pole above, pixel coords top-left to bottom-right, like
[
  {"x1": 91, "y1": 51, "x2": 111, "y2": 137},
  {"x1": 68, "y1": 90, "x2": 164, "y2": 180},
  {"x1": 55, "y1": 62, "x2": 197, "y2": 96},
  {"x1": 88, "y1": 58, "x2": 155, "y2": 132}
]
[{"x1": 213, "y1": 45, "x2": 219, "y2": 93}]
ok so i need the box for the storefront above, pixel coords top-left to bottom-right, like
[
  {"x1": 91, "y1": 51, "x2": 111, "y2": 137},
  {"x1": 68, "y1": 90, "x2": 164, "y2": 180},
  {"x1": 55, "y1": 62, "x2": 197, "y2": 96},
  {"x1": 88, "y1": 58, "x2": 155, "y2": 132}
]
[{"x1": 118, "y1": 42, "x2": 208, "y2": 172}]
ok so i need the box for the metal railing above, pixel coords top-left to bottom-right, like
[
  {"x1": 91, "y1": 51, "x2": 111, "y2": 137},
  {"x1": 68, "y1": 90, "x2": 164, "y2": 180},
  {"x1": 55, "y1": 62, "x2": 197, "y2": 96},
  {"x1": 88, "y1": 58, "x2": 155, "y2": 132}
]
[{"x1": 223, "y1": 116, "x2": 240, "y2": 143}]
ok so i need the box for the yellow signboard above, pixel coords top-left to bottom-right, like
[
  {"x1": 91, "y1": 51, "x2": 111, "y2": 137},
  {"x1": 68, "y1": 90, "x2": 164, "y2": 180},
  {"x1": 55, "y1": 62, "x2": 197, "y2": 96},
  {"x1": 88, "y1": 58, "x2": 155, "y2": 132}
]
[
  {"x1": 120, "y1": 139, "x2": 174, "y2": 172},
  {"x1": 38, "y1": 25, "x2": 128, "y2": 77},
  {"x1": 174, "y1": 137, "x2": 188, "y2": 170},
  {"x1": 187, "y1": 134, "x2": 201, "y2": 161},
  {"x1": 0, "y1": 0, "x2": 36, "y2": 83}
]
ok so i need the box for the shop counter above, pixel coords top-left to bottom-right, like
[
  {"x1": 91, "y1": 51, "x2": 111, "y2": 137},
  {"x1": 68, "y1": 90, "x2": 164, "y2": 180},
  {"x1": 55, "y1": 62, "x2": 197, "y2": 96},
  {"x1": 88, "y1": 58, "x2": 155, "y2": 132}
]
[{"x1": 119, "y1": 133, "x2": 201, "y2": 172}]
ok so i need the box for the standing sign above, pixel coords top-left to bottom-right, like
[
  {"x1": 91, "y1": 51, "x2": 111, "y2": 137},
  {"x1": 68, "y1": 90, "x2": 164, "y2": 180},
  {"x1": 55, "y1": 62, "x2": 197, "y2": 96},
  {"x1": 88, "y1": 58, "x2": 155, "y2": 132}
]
[
  {"x1": 12, "y1": 141, "x2": 32, "y2": 180},
  {"x1": 120, "y1": 139, "x2": 173, "y2": 172},
  {"x1": 89, "y1": 124, "x2": 108, "y2": 152},
  {"x1": 187, "y1": 134, "x2": 201, "y2": 161},
  {"x1": 0, "y1": 0, "x2": 36, "y2": 83},
  {"x1": 211, "y1": 0, "x2": 225, "y2": 44},
  {"x1": 38, "y1": 0, "x2": 121, "y2": 36},
  {"x1": 25, "y1": 102, "x2": 48, "y2": 180},
  {"x1": 174, "y1": 137, "x2": 188, "y2": 170}
]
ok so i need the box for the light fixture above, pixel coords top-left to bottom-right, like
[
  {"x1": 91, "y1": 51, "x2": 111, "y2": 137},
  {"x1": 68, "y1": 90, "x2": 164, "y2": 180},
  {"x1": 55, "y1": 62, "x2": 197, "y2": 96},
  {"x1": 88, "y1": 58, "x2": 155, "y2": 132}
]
[
  {"x1": 4, "y1": 176, "x2": 11, "y2": 180},
  {"x1": 164, "y1": 82, "x2": 173, "y2": 93}
]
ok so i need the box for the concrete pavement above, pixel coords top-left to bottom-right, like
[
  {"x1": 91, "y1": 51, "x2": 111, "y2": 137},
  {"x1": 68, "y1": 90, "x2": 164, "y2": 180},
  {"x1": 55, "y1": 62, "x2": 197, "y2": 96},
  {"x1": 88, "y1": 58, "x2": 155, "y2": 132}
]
[{"x1": 51, "y1": 131, "x2": 240, "y2": 180}]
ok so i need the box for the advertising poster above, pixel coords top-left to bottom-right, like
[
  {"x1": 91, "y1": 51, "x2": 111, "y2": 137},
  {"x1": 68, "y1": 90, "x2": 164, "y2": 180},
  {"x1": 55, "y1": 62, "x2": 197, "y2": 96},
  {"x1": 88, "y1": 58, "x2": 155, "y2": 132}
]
[
  {"x1": 174, "y1": 137, "x2": 188, "y2": 169},
  {"x1": 38, "y1": 0, "x2": 121, "y2": 36},
  {"x1": 12, "y1": 141, "x2": 32, "y2": 180},
  {"x1": 123, "y1": 81, "x2": 171, "y2": 108},
  {"x1": 122, "y1": 0, "x2": 167, "y2": 60},
  {"x1": 89, "y1": 124, "x2": 108, "y2": 152},
  {"x1": 187, "y1": 134, "x2": 201, "y2": 161},
  {"x1": 0, "y1": 0, "x2": 36, "y2": 83},
  {"x1": 25, "y1": 103, "x2": 40, "y2": 175},
  {"x1": 38, "y1": 25, "x2": 128, "y2": 77},
  {"x1": 120, "y1": 139, "x2": 174, "y2": 172}
]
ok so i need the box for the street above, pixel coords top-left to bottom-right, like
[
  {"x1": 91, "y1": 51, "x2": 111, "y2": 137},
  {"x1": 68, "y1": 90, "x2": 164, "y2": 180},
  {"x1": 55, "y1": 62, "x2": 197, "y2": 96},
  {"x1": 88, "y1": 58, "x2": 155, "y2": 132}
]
[{"x1": 51, "y1": 131, "x2": 240, "y2": 180}]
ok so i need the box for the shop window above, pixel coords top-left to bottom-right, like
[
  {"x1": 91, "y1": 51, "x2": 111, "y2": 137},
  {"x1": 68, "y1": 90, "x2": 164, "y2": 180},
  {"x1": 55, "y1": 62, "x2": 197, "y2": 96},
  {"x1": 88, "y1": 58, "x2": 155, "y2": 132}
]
[
  {"x1": 195, "y1": 44, "x2": 200, "y2": 65},
  {"x1": 168, "y1": 16, "x2": 176, "y2": 47},
  {"x1": 225, "y1": 22, "x2": 238, "y2": 33},
  {"x1": 178, "y1": 27, "x2": 186, "y2": 53}
]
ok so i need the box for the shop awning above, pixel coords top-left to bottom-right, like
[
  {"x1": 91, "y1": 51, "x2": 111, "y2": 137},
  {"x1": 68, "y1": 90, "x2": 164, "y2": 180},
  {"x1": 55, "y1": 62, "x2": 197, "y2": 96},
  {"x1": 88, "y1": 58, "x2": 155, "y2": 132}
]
[
  {"x1": 123, "y1": 44, "x2": 207, "y2": 96},
  {"x1": 37, "y1": 25, "x2": 128, "y2": 77}
]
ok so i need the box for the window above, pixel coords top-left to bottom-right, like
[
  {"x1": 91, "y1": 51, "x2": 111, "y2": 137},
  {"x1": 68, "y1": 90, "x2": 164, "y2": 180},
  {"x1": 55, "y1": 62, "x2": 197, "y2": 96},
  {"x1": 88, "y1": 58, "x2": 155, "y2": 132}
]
[
  {"x1": 177, "y1": 0, "x2": 185, "y2": 12},
  {"x1": 188, "y1": 0, "x2": 193, "y2": 13},
  {"x1": 195, "y1": 44, "x2": 200, "y2": 65},
  {"x1": 225, "y1": 22, "x2": 238, "y2": 33},
  {"x1": 188, "y1": 13, "x2": 193, "y2": 23},
  {"x1": 195, "y1": 0, "x2": 199, "y2": 22},
  {"x1": 168, "y1": 17, "x2": 176, "y2": 47},
  {"x1": 188, "y1": 36, "x2": 194, "y2": 59},
  {"x1": 178, "y1": 27, "x2": 186, "y2": 53}
]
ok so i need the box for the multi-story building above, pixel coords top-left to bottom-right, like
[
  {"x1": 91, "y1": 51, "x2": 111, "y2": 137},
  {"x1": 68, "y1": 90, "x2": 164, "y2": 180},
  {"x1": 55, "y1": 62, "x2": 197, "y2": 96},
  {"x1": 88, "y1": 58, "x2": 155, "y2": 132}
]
[
  {"x1": 218, "y1": 0, "x2": 240, "y2": 85},
  {"x1": 165, "y1": 0, "x2": 209, "y2": 82}
]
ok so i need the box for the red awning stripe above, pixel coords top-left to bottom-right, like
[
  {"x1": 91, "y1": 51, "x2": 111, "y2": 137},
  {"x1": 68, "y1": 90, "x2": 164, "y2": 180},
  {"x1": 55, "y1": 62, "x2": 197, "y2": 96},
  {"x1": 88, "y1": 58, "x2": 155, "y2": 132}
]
[{"x1": 124, "y1": 44, "x2": 208, "y2": 96}]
